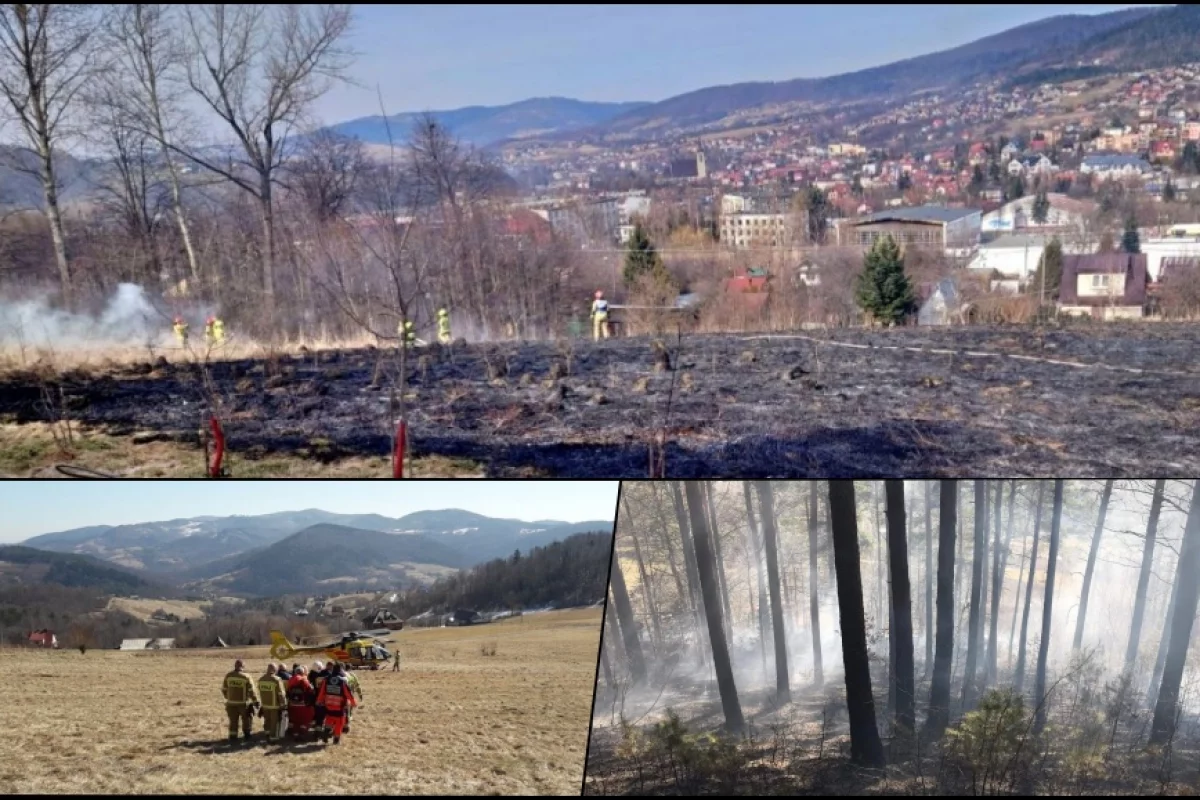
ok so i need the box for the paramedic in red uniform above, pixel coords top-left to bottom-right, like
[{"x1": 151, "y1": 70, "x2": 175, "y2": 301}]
[
  {"x1": 316, "y1": 662, "x2": 357, "y2": 744},
  {"x1": 286, "y1": 665, "x2": 315, "y2": 739}
]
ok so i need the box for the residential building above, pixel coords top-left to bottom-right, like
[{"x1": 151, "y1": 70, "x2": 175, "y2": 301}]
[
  {"x1": 917, "y1": 278, "x2": 961, "y2": 326},
  {"x1": 28, "y1": 629, "x2": 57, "y2": 648},
  {"x1": 1058, "y1": 253, "x2": 1148, "y2": 319},
  {"x1": 1006, "y1": 154, "x2": 1055, "y2": 177},
  {"x1": 1079, "y1": 154, "x2": 1153, "y2": 178},
  {"x1": 668, "y1": 151, "x2": 707, "y2": 179},
  {"x1": 719, "y1": 211, "x2": 801, "y2": 248},
  {"x1": 840, "y1": 205, "x2": 982, "y2": 252},
  {"x1": 1141, "y1": 234, "x2": 1200, "y2": 282}
]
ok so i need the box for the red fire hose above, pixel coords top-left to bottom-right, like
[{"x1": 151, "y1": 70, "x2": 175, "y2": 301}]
[
  {"x1": 208, "y1": 415, "x2": 225, "y2": 478},
  {"x1": 392, "y1": 418, "x2": 407, "y2": 479}
]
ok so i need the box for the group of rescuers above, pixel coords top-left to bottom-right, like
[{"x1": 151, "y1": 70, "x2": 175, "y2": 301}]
[
  {"x1": 221, "y1": 658, "x2": 373, "y2": 745},
  {"x1": 172, "y1": 316, "x2": 224, "y2": 346},
  {"x1": 178, "y1": 292, "x2": 613, "y2": 349}
]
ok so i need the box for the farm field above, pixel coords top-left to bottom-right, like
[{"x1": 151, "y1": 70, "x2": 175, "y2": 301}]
[
  {"x1": 0, "y1": 608, "x2": 602, "y2": 795},
  {"x1": 1, "y1": 324, "x2": 1199, "y2": 477}
]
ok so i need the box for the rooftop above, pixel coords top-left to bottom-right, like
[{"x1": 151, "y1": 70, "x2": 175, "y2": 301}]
[{"x1": 859, "y1": 205, "x2": 979, "y2": 225}]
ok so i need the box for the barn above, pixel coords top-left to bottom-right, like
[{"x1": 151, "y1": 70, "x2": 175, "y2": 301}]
[{"x1": 28, "y1": 629, "x2": 58, "y2": 648}]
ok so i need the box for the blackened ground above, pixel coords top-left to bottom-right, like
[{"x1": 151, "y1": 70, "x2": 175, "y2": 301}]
[{"x1": 2, "y1": 323, "x2": 1198, "y2": 477}]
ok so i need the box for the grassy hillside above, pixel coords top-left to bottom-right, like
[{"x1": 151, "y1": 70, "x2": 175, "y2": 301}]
[{"x1": 0, "y1": 545, "x2": 161, "y2": 594}]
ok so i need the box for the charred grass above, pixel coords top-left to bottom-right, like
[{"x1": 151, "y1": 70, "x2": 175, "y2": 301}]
[
  {"x1": 2, "y1": 323, "x2": 1199, "y2": 477},
  {"x1": 0, "y1": 608, "x2": 601, "y2": 795}
]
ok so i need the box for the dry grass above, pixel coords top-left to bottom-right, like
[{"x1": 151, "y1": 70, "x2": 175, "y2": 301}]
[
  {"x1": 0, "y1": 608, "x2": 602, "y2": 795},
  {"x1": 0, "y1": 422, "x2": 485, "y2": 478},
  {"x1": 106, "y1": 597, "x2": 213, "y2": 622}
]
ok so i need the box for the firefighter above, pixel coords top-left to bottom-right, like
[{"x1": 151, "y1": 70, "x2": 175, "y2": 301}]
[
  {"x1": 204, "y1": 316, "x2": 216, "y2": 345},
  {"x1": 397, "y1": 319, "x2": 418, "y2": 348},
  {"x1": 317, "y1": 663, "x2": 357, "y2": 745},
  {"x1": 392, "y1": 650, "x2": 400, "y2": 672},
  {"x1": 343, "y1": 669, "x2": 363, "y2": 735},
  {"x1": 286, "y1": 666, "x2": 315, "y2": 740},
  {"x1": 172, "y1": 317, "x2": 189, "y2": 345},
  {"x1": 212, "y1": 316, "x2": 225, "y2": 343},
  {"x1": 221, "y1": 659, "x2": 260, "y2": 742},
  {"x1": 257, "y1": 663, "x2": 287, "y2": 741},
  {"x1": 436, "y1": 308, "x2": 452, "y2": 344},
  {"x1": 591, "y1": 290, "x2": 610, "y2": 340}
]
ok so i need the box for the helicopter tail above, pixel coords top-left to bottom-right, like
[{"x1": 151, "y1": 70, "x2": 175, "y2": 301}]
[{"x1": 269, "y1": 630, "x2": 295, "y2": 661}]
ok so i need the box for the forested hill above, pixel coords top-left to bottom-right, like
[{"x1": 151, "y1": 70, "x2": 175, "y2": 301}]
[{"x1": 393, "y1": 531, "x2": 612, "y2": 615}]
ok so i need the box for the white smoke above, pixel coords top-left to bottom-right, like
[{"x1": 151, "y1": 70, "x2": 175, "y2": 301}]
[{"x1": 0, "y1": 283, "x2": 215, "y2": 352}]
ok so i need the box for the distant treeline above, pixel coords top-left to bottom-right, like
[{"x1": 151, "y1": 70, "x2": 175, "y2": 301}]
[
  {"x1": 1003, "y1": 65, "x2": 1113, "y2": 90},
  {"x1": 388, "y1": 531, "x2": 612, "y2": 618}
]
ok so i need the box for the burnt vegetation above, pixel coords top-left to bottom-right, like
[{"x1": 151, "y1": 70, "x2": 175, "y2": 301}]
[{"x1": 588, "y1": 480, "x2": 1200, "y2": 796}]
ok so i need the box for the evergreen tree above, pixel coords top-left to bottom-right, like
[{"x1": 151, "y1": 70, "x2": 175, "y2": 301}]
[
  {"x1": 1031, "y1": 237, "x2": 1064, "y2": 302},
  {"x1": 1031, "y1": 190, "x2": 1050, "y2": 224},
  {"x1": 969, "y1": 165, "x2": 986, "y2": 197},
  {"x1": 1121, "y1": 214, "x2": 1141, "y2": 254},
  {"x1": 1162, "y1": 180, "x2": 1177, "y2": 203},
  {"x1": 855, "y1": 236, "x2": 915, "y2": 326},
  {"x1": 801, "y1": 186, "x2": 830, "y2": 244},
  {"x1": 1005, "y1": 174, "x2": 1026, "y2": 202},
  {"x1": 623, "y1": 223, "x2": 668, "y2": 286}
]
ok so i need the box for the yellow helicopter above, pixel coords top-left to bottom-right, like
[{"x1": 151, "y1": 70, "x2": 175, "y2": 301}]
[{"x1": 269, "y1": 628, "x2": 398, "y2": 670}]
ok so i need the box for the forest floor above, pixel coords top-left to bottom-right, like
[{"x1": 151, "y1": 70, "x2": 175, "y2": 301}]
[
  {"x1": 585, "y1": 670, "x2": 1200, "y2": 796},
  {"x1": 1, "y1": 323, "x2": 1198, "y2": 477},
  {"x1": 0, "y1": 608, "x2": 600, "y2": 795}
]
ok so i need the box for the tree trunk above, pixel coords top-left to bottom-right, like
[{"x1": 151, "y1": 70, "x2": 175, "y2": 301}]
[
  {"x1": 1014, "y1": 482, "x2": 1045, "y2": 694},
  {"x1": 885, "y1": 480, "x2": 915, "y2": 733},
  {"x1": 874, "y1": 481, "x2": 885, "y2": 628},
  {"x1": 742, "y1": 482, "x2": 770, "y2": 676},
  {"x1": 986, "y1": 480, "x2": 1004, "y2": 686},
  {"x1": 827, "y1": 480, "x2": 886, "y2": 767},
  {"x1": 754, "y1": 481, "x2": 791, "y2": 702},
  {"x1": 650, "y1": 484, "x2": 688, "y2": 614},
  {"x1": 622, "y1": 494, "x2": 662, "y2": 653},
  {"x1": 1149, "y1": 481, "x2": 1200, "y2": 744},
  {"x1": 608, "y1": 554, "x2": 646, "y2": 685},
  {"x1": 40, "y1": 151, "x2": 73, "y2": 307},
  {"x1": 925, "y1": 479, "x2": 958, "y2": 738},
  {"x1": 1007, "y1": 483, "x2": 1027, "y2": 670},
  {"x1": 975, "y1": 483, "x2": 990, "y2": 684},
  {"x1": 1032, "y1": 480, "x2": 1065, "y2": 735},
  {"x1": 604, "y1": 598, "x2": 627, "y2": 675},
  {"x1": 683, "y1": 481, "x2": 745, "y2": 732},
  {"x1": 924, "y1": 480, "x2": 934, "y2": 675},
  {"x1": 259, "y1": 177, "x2": 277, "y2": 322},
  {"x1": 670, "y1": 482, "x2": 705, "y2": 640},
  {"x1": 962, "y1": 480, "x2": 987, "y2": 711},
  {"x1": 1125, "y1": 479, "x2": 1165, "y2": 673},
  {"x1": 808, "y1": 481, "x2": 824, "y2": 689},
  {"x1": 706, "y1": 483, "x2": 735, "y2": 647},
  {"x1": 1072, "y1": 479, "x2": 1114, "y2": 652},
  {"x1": 1147, "y1": 565, "x2": 1181, "y2": 711}
]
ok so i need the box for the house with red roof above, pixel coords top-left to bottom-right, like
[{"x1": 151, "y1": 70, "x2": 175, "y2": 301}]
[{"x1": 29, "y1": 629, "x2": 58, "y2": 648}]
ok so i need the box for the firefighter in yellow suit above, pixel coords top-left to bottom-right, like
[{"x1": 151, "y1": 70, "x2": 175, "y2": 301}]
[
  {"x1": 436, "y1": 308, "x2": 452, "y2": 344},
  {"x1": 221, "y1": 659, "x2": 260, "y2": 741},
  {"x1": 591, "y1": 290, "x2": 610, "y2": 340},
  {"x1": 257, "y1": 663, "x2": 287, "y2": 741},
  {"x1": 173, "y1": 317, "x2": 188, "y2": 345},
  {"x1": 343, "y1": 669, "x2": 363, "y2": 734}
]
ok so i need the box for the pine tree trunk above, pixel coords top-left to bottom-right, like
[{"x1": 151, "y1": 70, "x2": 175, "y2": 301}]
[
  {"x1": 925, "y1": 480, "x2": 958, "y2": 738},
  {"x1": 874, "y1": 482, "x2": 885, "y2": 629},
  {"x1": 1147, "y1": 567, "x2": 1180, "y2": 711},
  {"x1": 742, "y1": 482, "x2": 771, "y2": 676},
  {"x1": 828, "y1": 480, "x2": 886, "y2": 767},
  {"x1": 975, "y1": 482, "x2": 990, "y2": 685},
  {"x1": 808, "y1": 481, "x2": 824, "y2": 689},
  {"x1": 1073, "y1": 479, "x2": 1114, "y2": 652},
  {"x1": 962, "y1": 480, "x2": 987, "y2": 712},
  {"x1": 986, "y1": 480, "x2": 1004, "y2": 686},
  {"x1": 705, "y1": 483, "x2": 735, "y2": 647},
  {"x1": 604, "y1": 599, "x2": 627, "y2": 678},
  {"x1": 1014, "y1": 482, "x2": 1045, "y2": 694},
  {"x1": 1125, "y1": 479, "x2": 1165, "y2": 673},
  {"x1": 608, "y1": 553, "x2": 647, "y2": 685},
  {"x1": 670, "y1": 481, "x2": 707, "y2": 660},
  {"x1": 622, "y1": 495, "x2": 663, "y2": 653},
  {"x1": 924, "y1": 480, "x2": 934, "y2": 675},
  {"x1": 1033, "y1": 480, "x2": 1065, "y2": 735},
  {"x1": 1149, "y1": 480, "x2": 1200, "y2": 744},
  {"x1": 755, "y1": 482, "x2": 791, "y2": 702},
  {"x1": 683, "y1": 481, "x2": 745, "y2": 732},
  {"x1": 885, "y1": 480, "x2": 915, "y2": 733},
  {"x1": 650, "y1": 484, "x2": 688, "y2": 614}
]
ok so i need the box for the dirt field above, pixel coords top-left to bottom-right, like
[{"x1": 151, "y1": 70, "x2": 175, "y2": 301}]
[
  {"x1": 0, "y1": 608, "x2": 602, "y2": 795},
  {"x1": 1, "y1": 323, "x2": 1198, "y2": 477}
]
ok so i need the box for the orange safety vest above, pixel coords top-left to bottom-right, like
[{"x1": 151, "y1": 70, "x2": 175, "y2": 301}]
[
  {"x1": 286, "y1": 675, "x2": 313, "y2": 709},
  {"x1": 318, "y1": 675, "x2": 356, "y2": 715}
]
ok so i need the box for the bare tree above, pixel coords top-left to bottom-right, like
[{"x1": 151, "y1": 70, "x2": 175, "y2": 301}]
[
  {"x1": 608, "y1": 552, "x2": 646, "y2": 686},
  {"x1": 807, "y1": 480, "x2": 824, "y2": 689},
  {"x1": 754, "y1": 481, "x2": 790, "y2": 703},
  {"x1": 102, "y1": 3, "x2": 202, "y2": 285},
  {"x1": 1014, "y1": 481, "x2": 1045, "y2": 694},
  {"x1": 961, "y1": 480, "x2": 987, "y2": 711},
  {"x1": 290, "y1": 127, "x2": 366, "y2": 222},
  {"x1": 1032, "y1": 480, "x2": 1064, "y2": 735},
  {"x1": 884, "y1": 480, "x2": 915, "y2": 733},
  {"x1": 1072, "y1": 479, "x2": 1113, "y2": 652},
  {"x1": 178, "y1": 3, "x2": 353, "y2": 319},
  {"x1": 0, "y1": 4, "x2": 107, "y2": 305},
  {"x1": 1125, "y1": 479, "x2": 1165, "y2": 673}
]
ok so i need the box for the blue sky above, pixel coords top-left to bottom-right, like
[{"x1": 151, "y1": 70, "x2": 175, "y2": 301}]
[
  {"x1": 0, "y1": 482, "x2": 620, "y2": 542},
  {"x1": 319, "y1": 3, "x2": 1154, "y2": 122}
]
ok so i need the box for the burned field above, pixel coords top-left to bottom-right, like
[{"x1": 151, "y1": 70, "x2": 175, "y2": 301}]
[{"x1": 1, "y1": 323, "x2": 1198, "y2": 477}]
